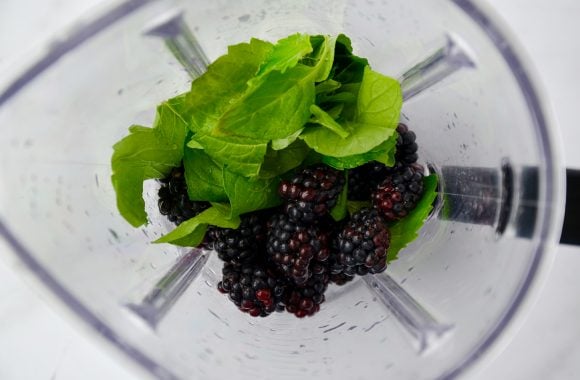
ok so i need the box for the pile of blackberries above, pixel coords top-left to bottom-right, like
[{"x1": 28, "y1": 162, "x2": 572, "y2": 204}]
[{"x1": 158, "y1": 123, "x2": 425, "y2": 318}]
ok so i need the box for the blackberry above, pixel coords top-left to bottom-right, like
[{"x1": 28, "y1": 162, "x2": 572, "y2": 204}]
[
  {"x1": 396, "y1": 123, "x2": 419, "y2": 165},
  {"x1": 217, "y1": 260, "x2": 287, "y2": 317},
  {"x1": 279, "y1": 164, "x2": 345, "y2": 224},
  {"x1": 336, "y1": 208, "x2": 390, "y2": 275},
  {"x1": 330, "y1": 272, "x2": 355, "y2": 286},
  {"x1": 284, "y1": 265, "x2": 329, "y2": 318},
  {"x1": 209, "y1": 212, "x2": 268, "y2": 263},
  {"x1": 266, "y1": 213, "x2": 331, "y2": 285},
  {"x1": 158, "y1": 165, "x2": 210, "y2": 225},
  {"x1": 372, "y1": 164, "x2": 424, "y2": 221},
  {"x1": 347, "y1": 162, "x2": 391, "y2": 201}
]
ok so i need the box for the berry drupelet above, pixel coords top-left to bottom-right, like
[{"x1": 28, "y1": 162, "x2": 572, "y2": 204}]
[
  {"x1": 208, "y1": 212, "x2": 268, "y2": 264},
  {"x1": 266, "y1": 213, "x2": 331, "y2": 285},
  {"x1": 158, "y1": 165, "x2": 210, "y2": 225},
  {"x1": 371, "y1": 164, "x2": 424, "y2": 222},
  {"x1": 336, "y1": 208, "x2": 390, "y2": 275},
  {"x1": 278, "y1": 164, "x2": 345, "y2": 224},
  {"x1": 284, "y1": 264, "x2": 330, "y2": 318},
  {"x1": 347, "y1": 161, "x2": 391, "y2": 201},
  {"x1": 395, "y1": 123, "x2": 419, "y2": 165},
  {"x1": 217, "y1": 261, "x2": 287, "y2": 317}
]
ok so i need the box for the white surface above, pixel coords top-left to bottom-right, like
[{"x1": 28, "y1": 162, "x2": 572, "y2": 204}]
[{"x1": 1, "y1": 0, "x2": 580, "y2": 379}]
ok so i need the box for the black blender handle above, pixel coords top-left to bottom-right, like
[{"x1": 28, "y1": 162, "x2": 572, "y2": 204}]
[{"x1": 561, "y1": 169, "x2": 580, "y2": 245}]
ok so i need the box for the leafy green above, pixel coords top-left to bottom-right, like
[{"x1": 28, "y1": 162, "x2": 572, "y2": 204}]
[
  {"x1": 223, "y1": 170, "x2": 282, "y2": 216},
  {"x1": 332, "y1": 34, "x2": 369, "y2": 84},
  {"x1": 186, "y1": 39, "x2": 274, "y2": 133},
  {"x1": 346, "y1": 201, "x2": 371, "y2": 215},
  {"x1": 315, "y1": 79, "x2": 341, "y2": 94},
  {"x1": 256, "y1": 33, "x2": 313, "y2": 78},
  {"x1": 191, "y1": 134, "x2": 267, "y2": 177},
  {"x1": 330, "y1": 172, "x2": 348, "y2": 221},
  {"x1": 183, "y1": 148, "x2": 227, "y2": 202},
  {"x1": 154, "y1": 204, "x2": 240, "y2": 247},
  {"x1": 271, "y1": 128, "x2": 303, "y2": 150},
  {"x1": 322, "y1": 137, "x2": 397, "y2": 169},
  {"x1": 309, "y1": 104, "x2": 349, "y2": 138},
  {"x1": 259, "y1": 140, "x2": 310, "y2": 179},
  {"x1": 111, "y1": 95, "x2": 189, "y2": 227},
  {"x1": 387, "y1": 175, "x2": 438, "y2": 262},
  {"x1": 300, "y1": 66, "x2": 402, "y2": 157}
]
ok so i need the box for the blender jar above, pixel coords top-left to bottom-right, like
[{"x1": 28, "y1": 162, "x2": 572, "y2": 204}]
[{"x1": 0, "y1": 0, "x2": 564, "y2": 379}]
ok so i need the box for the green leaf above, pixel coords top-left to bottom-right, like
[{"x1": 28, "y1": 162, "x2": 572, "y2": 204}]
[
  {"x1": 300, "y1": 66, "x2": 402, "y2": 157},
  {"x1": 309, "y1": 104, "x2": 349, "y2": 138},
  {"x1": 111, "y1": 96, "x2": 189, "y2": 227},
  {"x1": 316, "y1": 79, "x2": 341, "y2": 94},
  {"x1": 211, "y1": 65, "x2": 316, "y2": 141},
  {"x1": 346, "y1": 201, "x2": 371, "y2": 215},
  {"x1": 154, "y1": 205, "x2": 240, "y2": 247},
  {"x1": 256, "y1": 33, "x2": 313, "y2": 77},
  {"x1": 259, "y1": 140, "x2": 311, "y2": 179},
  {"x1": 322, "y1": 137, "x2": 397, "y2": 170},
  {"x1": 330, "y1": 172, "x2": 348, "y2": 221},
  {"x1": 223, "y1": 169, "x2": 282, "y2": 216},
  {"x1": 183, "y1": 148, "x2": 228, "y2": 202},
  {"x1": 271, "y1": 128, "x2": 303, "y2": 150},
  {"x1": 387, "y1": 175, "x2": 438, "y2": 262},
  {"x1": 192, "y1": 134, "x2": 268, "y2": 177},
  {"x1": 332, "y1": 34, "x2": 369, "y2": 84},
  {"x1": 186, "y1": 38, "x2": 274, "y2": 134}
]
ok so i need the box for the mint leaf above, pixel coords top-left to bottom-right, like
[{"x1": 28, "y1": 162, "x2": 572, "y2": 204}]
[
  {"x1": 387, "y1": 175, "x2": 438, "y2": 262},
  {"x1": 111, "y1": 96, "x2": 189, "y2": 227},
  {"x1": 223, "y1": 170, "x2": 282, "y2": 216},
  {"x1": 259, "y1": 140, "x2": 310, "y2": 179},
  {"x1": 322, "y1": 137, "x2": 397, "y2": 170},
  {"x1": 300, "y1": 66, "x2": 402, "y2": 157},
  {"x1": 154, "y1": 204, "x2": 240, "y2": 247},
  {"x1": 271, "y1": 128, "x2": 303, "y2": 150},
  {"x1": 256, "y1": 33, "x2": 313, "y2": 77},
  {"x1": 183, "y1": 148, "x2": 227, "y2": 202},
  {"x1": 346, "y1": 201, "x2": 371, "y2": 215},
  {"x1": 309, "y1": 104, "x2": 349, "y2": 138},
  {"x1": 192, "y1": 134, "x2": 267, "y2": 177},
  {"x1": 186, "y1": 38, "x2": 274, "y2": 133},
  {"x1": 209, "y1": 36, "x2": 336, "y2": 142},
  {"x1": 330, "y1": 172, "x2": 348, "y2": 221}
]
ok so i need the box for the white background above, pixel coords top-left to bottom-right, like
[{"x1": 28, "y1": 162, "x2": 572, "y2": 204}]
[{"x1": 1, "y1": 0, "x2": 579, "y2": 379}]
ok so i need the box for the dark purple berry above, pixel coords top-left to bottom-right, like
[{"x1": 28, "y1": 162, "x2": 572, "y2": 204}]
[
  {"x1": 158, "y1": 165, "x2": 210, "y2": 226},
  {"x1": 279, "y1": 164, "x2": 345, "y2": 224},
  {"x1": 335, "y1": 208, "x2": 390, "y2": 275},
  {"x1": 372, "y1": 164, "x2": 424, "y2": 221}
]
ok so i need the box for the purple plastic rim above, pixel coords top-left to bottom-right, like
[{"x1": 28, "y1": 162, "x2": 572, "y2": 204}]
[{"x1": 0, "y1": 0, "x2": 563, "y2": 379}]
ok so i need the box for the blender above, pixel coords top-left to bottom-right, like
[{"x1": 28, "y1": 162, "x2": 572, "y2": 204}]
[{"x1": 0, "y1": 0, "x2": 575, "y2": 379}]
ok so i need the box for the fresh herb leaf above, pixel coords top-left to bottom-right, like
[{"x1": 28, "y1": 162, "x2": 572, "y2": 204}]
[
  {"x1": 309, "y1": 104, "x2": 349, "y2": 138},
  {"x1": 322, "y1": 137, "x2": 397, "y2": 169},
  {"x1": 259, "y1": 140, "x2": 311, "y2": 179},
  {"x1": 191, "y1": 134, "x2": 267, "y2": 177},
  {"x1": 183, "y1": 148, "x2": 227, "y2": 202},
  {"x1": 210, "y1": 36, "x2": 336, "y2": 142},
  {"x1": 256, "y1": 33, "x2": 313, "y2": 77},
  {"x1": 330, "y1": 172, "x2": 348, "y2": 221},
  {"x1": 387, "y1": 175, "x2": 438, "y2": 262},
  {"x1": 154, "y1": 204, "x2": 240, "y2": 247},
  {"x1": 111, "y1": 96, "x2": 189, "y2": 227},
  {"x1": 186, "y1": 38, "x2": 273, "y2": 133},
  {"x1": 346, "y1": 201, "x2": 371, "y2": 215},
  {"x1": 223, "y1": 169, "x2": 282, "y2": 216},
  {"x1": 300, "y1": 66, "x2": 402, "y2": 157},
  {"x1": 271, "y1": 128, "x2": 303, "y2": 150}
]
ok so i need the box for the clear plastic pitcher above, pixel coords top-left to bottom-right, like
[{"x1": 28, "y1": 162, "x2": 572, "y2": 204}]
[{"x1": 0, "y1": 0, "x2": 565, "y2": 379}]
